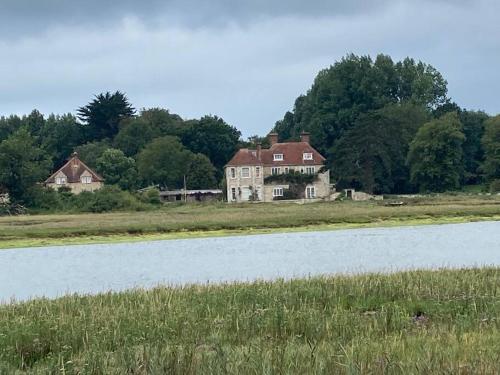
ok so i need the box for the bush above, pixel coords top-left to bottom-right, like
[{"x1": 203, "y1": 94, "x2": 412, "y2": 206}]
[
  {"x1": 78, "y1": 186, "x2": 145, "y2": 213},
  {"x1": 490, "y1": 180, "x2": 500, "y2": 193},
  {"x1": 138, "y1": 188, "x2": 161, "y2": 205}
]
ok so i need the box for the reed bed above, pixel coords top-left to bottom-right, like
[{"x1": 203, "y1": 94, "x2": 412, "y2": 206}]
[{"x1": 1, "y1": 268, "x2": 499, "y2": 373}]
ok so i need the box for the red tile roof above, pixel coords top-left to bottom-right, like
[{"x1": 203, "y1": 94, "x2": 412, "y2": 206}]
[
  {"x1": 226, "y1": 142, "x2": 325, "y2": 167},
  {"x1": 45, "y1": 154, "x2": 104, "y2": 184}
]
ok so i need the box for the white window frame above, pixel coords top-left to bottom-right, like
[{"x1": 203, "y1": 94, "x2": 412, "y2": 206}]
[
  {"x1": 230, "y1": 168, "x2": 236, "y2": 179},
  {"x1": 273, "y1": 153, "x2": 284, "y2": 161},
  {"x1": 231, "y1": 187, "x2": 237, "y2": 200},
  {"x1": 256, "y1": 166, "x2": 261, "y2": 178},
  {"x1": 273, "y1": 187, "x2": 284, "y2": 197},
  {"x1": 81, "y1": 176, "x2": 92, "y2": 184},
  {"x1": 306, "y1": 186, "x2": 316, "y2": 199},
  {"x1": 55, "y1": 177, "x2": 66, "y2": 185},
  {"x1": 303, "y1": 152, "x2": 313, "y2": 160},
  {"x1": 306, "y1": 166, "x2": 315, "y2": 175},
  {"x1": 271, "y1": 167, "x2": 281, "y2": 175},
  {"x1": 241, "y1": 167, "x2": 250, "y2": 178}
]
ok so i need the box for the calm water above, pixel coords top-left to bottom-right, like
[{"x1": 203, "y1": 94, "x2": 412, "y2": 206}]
[{"x1": 1, "y1": 221, "x2": 500, "y2": 303}]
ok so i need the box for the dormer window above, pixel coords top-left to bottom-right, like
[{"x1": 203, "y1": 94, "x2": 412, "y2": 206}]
[
  {"x1": 303, "y1": 152, "x2": 313, "y2": 160},
  {"x1": 56, "y1": 177, "x2": 67, "y2": 185},
  {"x1": 81, "y1": 176, "x2": 92, "y2": 184},
  {"x1": 273, "y1": 153, "x2": 284, "y2": 161}
]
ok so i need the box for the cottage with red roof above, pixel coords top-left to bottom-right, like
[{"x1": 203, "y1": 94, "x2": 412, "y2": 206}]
[
  {"x1": 225, "y1": 132, "x2": 332, "y2": 202},
  {"x1": 44, "y1": 152, "x2": 104, "y2": 194}
]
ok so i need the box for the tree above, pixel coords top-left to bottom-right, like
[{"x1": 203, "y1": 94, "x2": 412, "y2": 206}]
[
  {"x1": 186, "y1": 153, "x2": 217, "y2": 189},
  {"x1": 0, "y1": 129, "x2": 52, "y2": 202},
  {"x1": 481, "y1": 115, "x2": 500, "y2": 181},
  {"x1": 181, "y1": 115, "x2": 241, "y2": 179},
  {"x1": 23, "y1": 109, "x2": 45, "y2": 137},
  {"x1": 75, "y1": 141, "x2": 111, "y2": 169},
  {"x1": 274, "y1": 54, "x2": 448, "y2": 155},
  {"x1": 137, "y1": 136, "x2": 193, "y2": 189},
  {"x1": 40, "y1": 114, "x2": 83, "y2": 167},
  {"x1": 407, "y1": 113, "x2": 465, "y2": 192},
  {"x1": 96, "y1": 149, "x2": 139, "y2": 190},
  {"x1": 0, "y1": 115, "x2": 22, "y2": 143},
  {"x1": 114, "y1": 117, "x2": 155, "y2": 157},
  {"x1": 330, "y1": 103, "x2": 429, "y2": 193},
  {"x1": 460, "y1": 110, "x2": 489, "y2": 184},
  {"x1": 77, "y1": 91, "x2": 135, "y2": 141}
]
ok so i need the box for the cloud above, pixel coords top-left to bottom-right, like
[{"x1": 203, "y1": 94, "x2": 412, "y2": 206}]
[{"x1": 0, "y1": 0, "x2": 498, "y2": 137}]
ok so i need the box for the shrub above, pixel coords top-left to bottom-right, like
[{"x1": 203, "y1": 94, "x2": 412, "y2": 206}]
[
  {"x1": 138, "y1": 189, "x2": 161, "y2": 205},
  {"x1": 490, "y1": 180, "x2": 500, "y2": 193}
]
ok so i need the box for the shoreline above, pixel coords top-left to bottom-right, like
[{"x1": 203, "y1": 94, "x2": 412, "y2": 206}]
[{"x1": 1, "y1": 214, "x2": 499, "y2": 250}]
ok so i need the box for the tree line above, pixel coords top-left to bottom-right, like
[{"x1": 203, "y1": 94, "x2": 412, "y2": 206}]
[
  {"x1": 0, "y1": 92, "x2": 242, "y2": 207},
  {"x1": 1, "y1": 53, "x2": 500, "y2": 211},
  {"x1": 274, "y1": 54, "x2": 500, "y2": 194}
]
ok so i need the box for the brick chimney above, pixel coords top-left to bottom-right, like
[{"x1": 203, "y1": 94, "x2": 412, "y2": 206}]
[
  {"x1": 256, "y1": 143, "x2": 262, "y2": 160},
  {"x1": 268, "y1": 132, "x2": 279, "y2": 145},
  {"x1": 300, "y1": 131, "x2": 311, "y2": 143}
]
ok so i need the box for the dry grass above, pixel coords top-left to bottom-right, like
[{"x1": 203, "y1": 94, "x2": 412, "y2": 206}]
[{"x1": 1, "y1": 195, "x2": 500, "y2": 248}]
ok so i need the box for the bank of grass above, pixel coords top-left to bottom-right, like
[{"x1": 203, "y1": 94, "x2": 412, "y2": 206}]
[
  {"x1": 1, "y1": 195, "x2": 500, "y2": 249},
  {"x1": 0, "y1": 268, "x2": 499, "y2": 373}
]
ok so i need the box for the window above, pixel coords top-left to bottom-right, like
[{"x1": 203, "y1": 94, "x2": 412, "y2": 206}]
[
  {"x1": 305, "y1": 166, "x2": 315, "y2": 175},
  {"x1": 230, "y1": 168, "x2": 236, "y2": 179},
  {"x1": 81, "y1": 176, "x2": 92, "y2": 184},
  {"x1": 303, "y1": 152, "x2": 313, "y2": 160},
  {"x1": 273, "y1": 187, "x2": 284, "y2": 197},
  {"x1": 306, "y1": 186, "x2": 316, "y2": 199},
  {"x1": 284, "y1": 167, "x2": 289, "y2": 174},
  {"x1": 241, "y1": 167, "x2": 250, "y2": 178},
  {"x1": 256, "y1": 167, "x2": 261, "y2": 178},
  {"x1": 55, "y1": 177, "x2": 66, "y2": 185},
  {"x1": 273, "y1": 153, "x2": 283, "y2": 161},
  {"x1": 271, "y1": 167, "x2": 281, "y2": 175},
  {"x1": 231, "y1": 187, "x2": 237, "y2": 200}
]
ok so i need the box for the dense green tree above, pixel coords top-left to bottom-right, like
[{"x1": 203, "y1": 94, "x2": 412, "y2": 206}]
[
  {"x1": 460, "y1": 110, "x2": 489, "y2": 183},
  {"x1": 407, "y1": 113, "x2": 465, "y2": 192},
  {"x1": 330, "y1": 103, "x2": 429, "y2": 193},
  {"x1": 96, "y1": 149, "x2": 139, "y2": 190},
  {"x1": 40, "y1": 114, "x2": 83, "y2": 167},
  {"x1": 481, "y1": 115, "x2": 500, "y2": 181},
  {"x1": 137, "y1": 136, "x2": 192, "y2": 189},
  {"x1": 114, "y1": 118, "x2": 155, "y2": 157},
  {"x1": 75, "y1": 141, "x2": 111, "y2": 169},
  {"x1": 77, "y1": 91, "x2": 135, "y2": 141},
  {"x1": 186, "y1": 153, "x2": 217, "y2": 189},
  {"x1": 23, "y1": 109, "x2": 45, "y2": 137},
  {"x1": 181, "y1": 115, "x2": 241, "y2": 179},
  {"x1": 274, "y1": 54, "x2": 448, "y2": 155},
  {"x1": 0, "y1": 129, "x2": 52, "y2": 202},
  {"x1": 0, "y1": 115, "x2": 22, "y2": 142},
  {"x1": 140, "y1": 108, "x2": 185, "y2": 137}
]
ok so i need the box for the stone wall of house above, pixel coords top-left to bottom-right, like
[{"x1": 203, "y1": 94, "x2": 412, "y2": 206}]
[
  {"x1": 46, "y1": 181, "x2": 104, "y2": 194},
  {"x1": 226, "y1": 165, "x2": 264, "y2": 203}
]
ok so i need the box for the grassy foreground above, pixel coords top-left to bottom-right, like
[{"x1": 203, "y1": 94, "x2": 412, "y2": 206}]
[
  {"x1": 0, "y1": 268, "x2": 499, "y2": 373},
  {"x1": 1, "y1": 195, "x2": 500, "y2": 249}
]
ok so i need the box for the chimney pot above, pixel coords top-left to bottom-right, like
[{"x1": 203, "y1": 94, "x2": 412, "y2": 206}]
[
  {"x1": 300, "y1": 131, "x2": 311, "y2": 144},
  {"x1": 269, "y1": 132, "x2": 279, "y2": 145}
]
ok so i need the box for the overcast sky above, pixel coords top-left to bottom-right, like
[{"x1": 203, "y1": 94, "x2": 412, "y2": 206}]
[{"x1": 0, "y1": 0, "x2": 498, "y2": 137}]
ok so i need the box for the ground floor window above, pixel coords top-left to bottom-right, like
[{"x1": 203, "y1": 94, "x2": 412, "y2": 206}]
[
  {"x1": 305, "y1": 166, "x2": 315, "y2": 174},
  {"x1": 81, "y1": 176, "x2": 92, "y2": 184},
  {"x1": 273, "y1": 187, "x2": 284, "y2": 197},
  {"x1": 271, "y1": 167, "x2": 281, "y2": 175},
  {"x1": 231, "y1": 187, "x2": 237, "y2": 200},
  {"x1": 306, "y1": 186, "x2": 316, "y2": 199}
]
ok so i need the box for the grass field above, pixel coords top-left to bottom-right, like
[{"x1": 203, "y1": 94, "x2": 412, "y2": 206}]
[
  {"x1": 0, "y1": 268, "x2": 499, "y2": 373},
  {"x1": 1, "y1": 195, "x2": 500, "y2": 249}
]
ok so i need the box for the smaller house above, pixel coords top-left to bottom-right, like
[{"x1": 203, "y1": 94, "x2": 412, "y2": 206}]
[{"x1": 45, "y1": 152, "x2": 104, "y2": 194}]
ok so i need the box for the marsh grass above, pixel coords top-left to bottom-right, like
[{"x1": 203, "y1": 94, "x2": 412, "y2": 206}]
[
  {"x1": 1, "y1": 196, "x2": 500, "y2": 249},
  {"x1": 0, "y1": 268, "x2": 499, "y2": 373}
]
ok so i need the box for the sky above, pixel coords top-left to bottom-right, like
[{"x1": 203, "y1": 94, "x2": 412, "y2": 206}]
[{"x1": 0, "y1": 0, "x2": 499, "y2": 137}]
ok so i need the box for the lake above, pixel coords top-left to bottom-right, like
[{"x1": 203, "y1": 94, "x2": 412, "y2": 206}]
[{"x1": 1, "y1": 221, "x2": 499, "y2": 303}]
